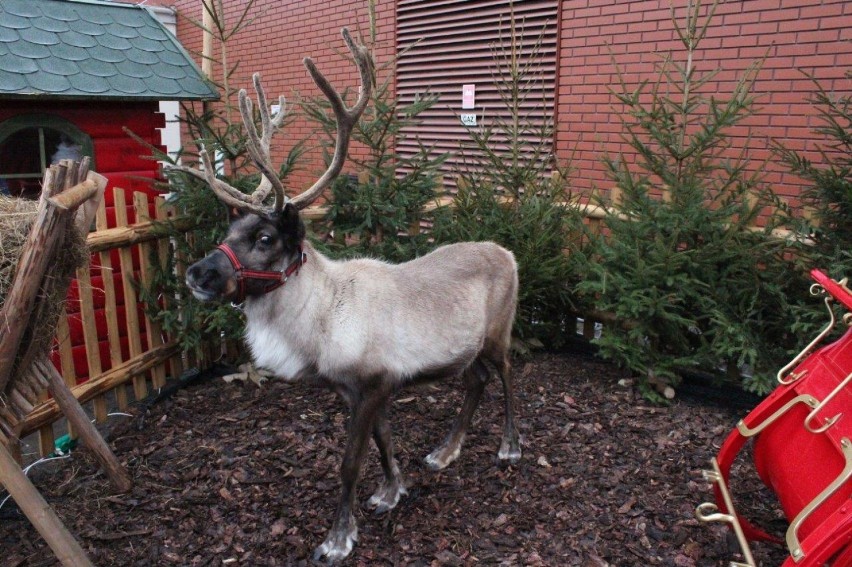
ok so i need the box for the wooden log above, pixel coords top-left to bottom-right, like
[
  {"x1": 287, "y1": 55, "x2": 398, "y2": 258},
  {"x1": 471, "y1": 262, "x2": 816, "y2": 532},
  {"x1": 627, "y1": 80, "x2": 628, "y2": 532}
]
[
  {"x1": 74, "y1": 168, "x2": 106, "y2": 235},
  {"x1": 46, "y1": 163, "x2": 66, "y2": 198},
  {"x1": 11, "y1": 371, "x2": 38, "y2": 403},
  {"x1": 0, "y1": 441, "x2": 94, "y2": 567},
  {"x1": 9, "y1": 388, "x2": 33, "y2": 417},
  {"x1": 0, "y1": 403, "x2": 21, "y2": 442},
  {"x1": 47, "y1": 179, "x2": 98, "y2": 211},
  {"x1": 37, "y1": 358, "x2": 132, "y2": 493},
  {"x1": 61, "y1": 159, "x2": 78, "y2": 191},
  {"x1": 86, "y1": 216, "x2": 195, "y2": 253},
  {"x1": 0, "y1": 427, "x2": 22, "y2": 464},
  {"x1": 20, "y1": 342, "x2": 180, "y2": 436},
  {"x1": 0, "y1": 197, "x2": 68, "y2": 393}
]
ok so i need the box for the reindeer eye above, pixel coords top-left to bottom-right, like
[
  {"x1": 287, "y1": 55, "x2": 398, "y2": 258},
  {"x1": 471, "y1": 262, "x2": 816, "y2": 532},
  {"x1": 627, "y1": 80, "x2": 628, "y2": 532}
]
[{"x1": 257, "y1": 234, "x2": 273, "y2": 246}]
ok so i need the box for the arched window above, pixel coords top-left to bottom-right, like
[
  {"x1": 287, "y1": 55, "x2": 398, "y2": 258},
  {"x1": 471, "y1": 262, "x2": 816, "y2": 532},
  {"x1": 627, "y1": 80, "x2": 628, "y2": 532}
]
[{"x1": 0, "y1": 115, "x2": 94, "y2": 200}]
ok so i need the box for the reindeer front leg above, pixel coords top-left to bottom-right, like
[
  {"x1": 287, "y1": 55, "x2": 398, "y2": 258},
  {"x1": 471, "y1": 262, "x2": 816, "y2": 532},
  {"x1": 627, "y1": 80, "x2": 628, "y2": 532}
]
[{"x1": 314, "y1": 385, "x2": 391, "y2": 563}]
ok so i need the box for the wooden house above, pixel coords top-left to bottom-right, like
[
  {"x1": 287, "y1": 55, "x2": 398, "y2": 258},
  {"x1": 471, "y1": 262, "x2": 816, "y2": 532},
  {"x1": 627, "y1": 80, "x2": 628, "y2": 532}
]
[{"x1": 0, "y1": 0, "x2": 217, "y2": 383}]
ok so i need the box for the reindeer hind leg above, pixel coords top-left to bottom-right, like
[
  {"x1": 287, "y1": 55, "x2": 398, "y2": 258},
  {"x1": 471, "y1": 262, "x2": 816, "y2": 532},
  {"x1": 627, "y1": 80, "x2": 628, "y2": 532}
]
[
  {"x1": 424, "y1": 359, "x2": 489, "y2": 471},
  {"x1": 494, "y1": 350, "x2": 521, "y2": 464}
]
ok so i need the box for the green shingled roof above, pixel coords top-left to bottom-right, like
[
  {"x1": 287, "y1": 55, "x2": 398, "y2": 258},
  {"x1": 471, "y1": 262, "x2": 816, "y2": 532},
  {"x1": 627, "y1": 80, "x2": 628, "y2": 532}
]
[{"x1": 0, "y1": 0, "x2": 218, "y2": 101}]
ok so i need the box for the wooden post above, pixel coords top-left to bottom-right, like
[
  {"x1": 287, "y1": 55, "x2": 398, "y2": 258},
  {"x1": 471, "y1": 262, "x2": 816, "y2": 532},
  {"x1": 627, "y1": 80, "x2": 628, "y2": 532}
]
[
  {"x1": 95, "y1": 201, "x2": 129, "y2": 411},
  {"x1": 135, "y1": 192, "x2": 167, "y2": 389},
  {"x1": 36, "y1": 359, "x2": 132, "y2": 493},
  {"x1": 0, "y1": 441, "x2": 94, "y2": 567},
  {"x1": 201, "y1": 0, "x2": 214, "y2": 79},
  {"x1": 113, "y1": 189, "x2": 148, "y2": 401},
  {"x1": 0, "y1": 170, "x2": 106, "y2": 393},
  {"x1": 54, "y1": 312, "x2": 80, "y2": 444},
  {"x1": 76, "y1": 263, "x2": 108, "y2": 423},
  {"x1": 0, "y1": 179, "x2": 67, "y2": 393}
]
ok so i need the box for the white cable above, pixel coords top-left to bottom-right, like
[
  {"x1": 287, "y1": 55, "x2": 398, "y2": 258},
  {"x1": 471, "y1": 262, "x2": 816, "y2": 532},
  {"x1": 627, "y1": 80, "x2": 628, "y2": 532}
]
[
  {"x1": 1, "y1": 406, "x2": 134, "y2": 509},
  {"x1": 0, "y1": 454, "x2": 72, "y2": 511},
  {"x1": 89, "y1": 411, "x2": 135, "y2": 424}
]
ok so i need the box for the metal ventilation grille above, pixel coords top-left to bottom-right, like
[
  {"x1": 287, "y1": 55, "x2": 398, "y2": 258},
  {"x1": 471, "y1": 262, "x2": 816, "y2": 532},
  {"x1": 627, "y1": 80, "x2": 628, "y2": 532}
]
[{"x1": 396, "y1": 0, "x2": 558, "y2": 190}]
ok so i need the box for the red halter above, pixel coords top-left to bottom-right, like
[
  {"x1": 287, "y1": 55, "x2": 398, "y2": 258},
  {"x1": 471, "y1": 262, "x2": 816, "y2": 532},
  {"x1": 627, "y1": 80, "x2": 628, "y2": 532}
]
[{"x1": 216, "y1": 243, "x2": 306, "y2": 303}]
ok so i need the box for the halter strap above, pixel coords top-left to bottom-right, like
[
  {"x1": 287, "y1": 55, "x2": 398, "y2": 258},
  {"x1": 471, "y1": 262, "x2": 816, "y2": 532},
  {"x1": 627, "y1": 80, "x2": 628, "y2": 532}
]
[{"x1": 216, "y1": 243, "x2": 306, "y2": 303}]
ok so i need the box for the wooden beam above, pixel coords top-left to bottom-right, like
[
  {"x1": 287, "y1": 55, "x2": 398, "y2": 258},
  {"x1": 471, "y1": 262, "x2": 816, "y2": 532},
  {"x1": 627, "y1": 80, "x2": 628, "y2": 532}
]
[
  {"x1": 113, "y1": 190, "x2": 147, "y2": 401},
  {"x1": 86, "y1": 216, "x2": 195, "y2": 253},
  {"x1": 201, "y1": 0, "x2": 214, "y2": 79},
  {"x1": 47, "y1": 179, "x2": 98, "y2": 211},
  {"x1": 36, "y1": 359, "x2": 132, "y2": 493},
  {"x1": 19, "y1": 342, "x2": 180, "y2": 436},
  {"x1": 0, "y1": 441, "x2": 94, "y2": 567}
]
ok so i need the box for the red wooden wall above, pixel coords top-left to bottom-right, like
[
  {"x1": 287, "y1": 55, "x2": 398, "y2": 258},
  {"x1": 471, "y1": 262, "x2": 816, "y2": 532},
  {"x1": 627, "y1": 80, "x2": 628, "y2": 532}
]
[{"x1": 0, "y1": 100, "x2": 165, "y2": 384}]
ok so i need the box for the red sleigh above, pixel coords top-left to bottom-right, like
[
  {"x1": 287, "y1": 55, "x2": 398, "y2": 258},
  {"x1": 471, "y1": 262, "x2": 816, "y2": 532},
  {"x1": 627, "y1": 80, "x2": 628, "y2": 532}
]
[{"x1": 696, "y1": 270, "x2": 852, "y2": 566}]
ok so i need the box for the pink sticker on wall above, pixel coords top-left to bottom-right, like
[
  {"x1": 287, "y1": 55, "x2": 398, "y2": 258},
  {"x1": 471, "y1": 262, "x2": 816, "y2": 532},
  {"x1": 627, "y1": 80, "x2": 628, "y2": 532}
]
[{"x1": 462, "y1": 84, "x2": 475, "y2": 109}]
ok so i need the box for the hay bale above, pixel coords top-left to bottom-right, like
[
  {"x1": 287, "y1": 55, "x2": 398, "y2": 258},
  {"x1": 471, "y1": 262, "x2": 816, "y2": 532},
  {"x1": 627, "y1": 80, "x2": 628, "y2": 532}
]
[
  {"x1": 0, "y1": 197, "x2": 39, "y2": 297},
  {"x1": 0, "y1": 196, "x2": 90, "y2": 374}
]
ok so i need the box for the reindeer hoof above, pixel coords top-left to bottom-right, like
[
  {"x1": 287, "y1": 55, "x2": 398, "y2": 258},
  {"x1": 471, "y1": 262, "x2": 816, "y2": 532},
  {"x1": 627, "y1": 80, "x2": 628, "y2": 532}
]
[
  {"x1": 367, "y1": 482, "x2": 408, "y2": 514},
  {"x1": 498, "y1": 437, "x2": 522, "y2": 464},
  {"x1": 424, "y1": 444, "x2": 461, "y2": 471},
  {"x1": 312, "y1": 523, "x2": 358, "y2": 564}
]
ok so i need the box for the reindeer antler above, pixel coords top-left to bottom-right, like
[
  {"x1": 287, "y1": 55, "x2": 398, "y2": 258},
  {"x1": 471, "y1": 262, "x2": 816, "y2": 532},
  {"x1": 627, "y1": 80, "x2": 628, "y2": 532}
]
[
  {"x1": 167, "y1": 28, "x2": 372, "y2": 216},
  {"x1": 168, "y1": 76, "x2": 287, "y2": 215},
  {"x1": 289, "y1": 27, "x2": 372, "y2": 210}
]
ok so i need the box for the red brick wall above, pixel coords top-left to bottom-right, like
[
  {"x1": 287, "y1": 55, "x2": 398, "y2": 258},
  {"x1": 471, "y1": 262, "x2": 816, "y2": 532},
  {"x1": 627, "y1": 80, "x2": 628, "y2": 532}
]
[
  {"x1": 144, "y1": 0, "x2": 395, "y2": 193},
  {"x1": 144, "y1": 0, "x2": 851, "y2": 207},
  {"x1": 557, "y1": 0, "x2": 852, "y2": 206}
]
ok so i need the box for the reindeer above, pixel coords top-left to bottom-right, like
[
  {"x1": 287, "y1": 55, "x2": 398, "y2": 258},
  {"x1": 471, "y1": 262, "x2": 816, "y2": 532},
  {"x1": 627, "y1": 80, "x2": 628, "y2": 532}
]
[{"x1": 177, "y1": 29, "x2": 522, "y2": 563}]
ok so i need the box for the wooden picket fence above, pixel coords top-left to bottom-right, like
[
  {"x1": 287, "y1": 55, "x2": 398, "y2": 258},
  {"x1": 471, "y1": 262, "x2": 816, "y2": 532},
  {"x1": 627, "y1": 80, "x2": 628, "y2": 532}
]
[{"x1": 14, "y1": 188, "x2": 187, "y2": 460}]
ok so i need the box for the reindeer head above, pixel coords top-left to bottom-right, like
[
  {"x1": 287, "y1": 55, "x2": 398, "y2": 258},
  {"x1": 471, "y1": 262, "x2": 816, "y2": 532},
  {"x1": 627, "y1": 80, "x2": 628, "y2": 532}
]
[
  {"x1": 182, "y1": 28, "x2": 372, "y2": 303},
  {"x1": 186, "y1": 203, "x2": 306, "y2": 302}
]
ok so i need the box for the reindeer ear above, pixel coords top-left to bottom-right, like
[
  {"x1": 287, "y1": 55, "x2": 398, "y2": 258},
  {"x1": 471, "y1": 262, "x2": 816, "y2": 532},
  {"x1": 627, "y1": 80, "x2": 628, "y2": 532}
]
[
  {"x1": 278, "y1": 202, "x2": 305, "y2": 242},
  {"x1": 228, "y1": 206, "x2": 244, "y2": 221}
]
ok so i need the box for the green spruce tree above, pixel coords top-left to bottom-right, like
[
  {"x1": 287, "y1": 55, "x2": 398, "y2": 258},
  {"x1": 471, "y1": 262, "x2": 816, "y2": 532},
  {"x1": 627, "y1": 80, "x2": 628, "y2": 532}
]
[
  {"x1": 576, "y1": 0, "x2": 799, "y2": 398},
  {"x1": 136, "y1": 0, "x2": 303, "y2": 359},
  {"x1": 774, "y1": 73, "x2": 852, "y2": 341}
]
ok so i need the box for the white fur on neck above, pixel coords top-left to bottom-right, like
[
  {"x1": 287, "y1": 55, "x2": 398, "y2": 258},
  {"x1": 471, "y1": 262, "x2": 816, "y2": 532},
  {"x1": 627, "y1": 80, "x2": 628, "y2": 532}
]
[{"x1": 242, "y1": 249, "x2": 317, "y2": 380}]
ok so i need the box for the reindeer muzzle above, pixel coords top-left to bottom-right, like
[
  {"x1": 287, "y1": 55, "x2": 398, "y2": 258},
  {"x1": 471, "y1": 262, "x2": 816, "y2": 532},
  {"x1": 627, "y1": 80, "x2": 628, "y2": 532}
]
[{"x1": 216, "y1": 243, "x2": 306, "y2": 304}]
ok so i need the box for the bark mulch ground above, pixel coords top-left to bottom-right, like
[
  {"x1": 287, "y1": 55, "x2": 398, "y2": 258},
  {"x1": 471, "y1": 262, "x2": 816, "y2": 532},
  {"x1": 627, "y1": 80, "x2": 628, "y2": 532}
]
[{"x1": 1, "y1": 350, "x2": 791, "y2": 566}]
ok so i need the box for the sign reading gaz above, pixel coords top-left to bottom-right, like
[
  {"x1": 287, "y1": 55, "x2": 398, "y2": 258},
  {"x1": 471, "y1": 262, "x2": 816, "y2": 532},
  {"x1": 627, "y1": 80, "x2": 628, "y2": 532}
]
[{"x1": 460, "y1": 113, "x2": 477, "y2": 126}]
